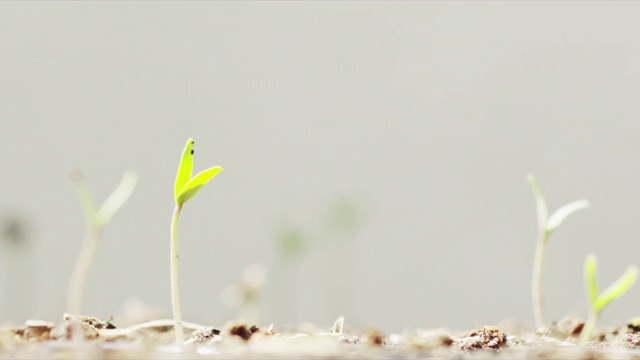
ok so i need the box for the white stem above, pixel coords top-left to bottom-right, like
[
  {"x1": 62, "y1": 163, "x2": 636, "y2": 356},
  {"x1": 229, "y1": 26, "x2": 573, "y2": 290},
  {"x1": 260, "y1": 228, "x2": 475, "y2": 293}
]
[
  {"x1": 532, "y1": 232, "x2": 547, "y2": 329},
  {"x1": 170, "y1": 205, "x2": 184, "y2": 344},
  {"x1": 579, "y1": 309, "x2": 599, "y2": 345},
  {"x1": 67, "y1": 226, "x2": 101, "y2": 315}
]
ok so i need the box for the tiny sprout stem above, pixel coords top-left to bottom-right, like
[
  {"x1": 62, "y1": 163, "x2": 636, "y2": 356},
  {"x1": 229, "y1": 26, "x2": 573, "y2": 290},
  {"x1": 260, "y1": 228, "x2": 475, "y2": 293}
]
[
  {"x1": 579, "y1": 309, "x2": 599, "y2": 345},
  {"x1": 532, "y1": 232, "x2": 547, "y2": 329},
  {"x1": 170, "y1": 205, "x2": 184, "y2": 344},
  {"x1": 67, "y1": 226, "x2": 102, "y2": 315}
]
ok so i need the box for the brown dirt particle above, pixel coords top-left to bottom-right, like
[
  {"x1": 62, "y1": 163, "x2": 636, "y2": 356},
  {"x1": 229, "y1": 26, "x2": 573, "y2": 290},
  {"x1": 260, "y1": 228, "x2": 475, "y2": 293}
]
[
  {"x1": 192, "y1": 327, "x2": 222, "y2": 343},
  {"x1": 228, "y1": 323, "x2": 259, "y2": 341},
  {"x1": 458, "y1": 326, "x2": 506, "y2": 351},
  {"x1": 22, "y1": 320, "x2": 55, "y2": 340},
  {"x1": 546, "y1": 317, "x2": 585, "y2": 340},
  {"x1": 363, "y1": 329, "x2": 384, "y2": 346},
  {"x1": 622, "y1": 333, "x2": 640, "y2": 348}
]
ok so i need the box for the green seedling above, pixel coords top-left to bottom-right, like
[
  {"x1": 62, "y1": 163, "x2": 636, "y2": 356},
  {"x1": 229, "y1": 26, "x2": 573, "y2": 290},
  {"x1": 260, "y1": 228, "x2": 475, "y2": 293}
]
[
  {"x1": 170, "y1": 138, "x2": 223, "y2": 344},
  {"x1": 67, "y1": 170, "x2": 137, "y2": 315},
  {"x1": 579, "y1": 254, "x2": 638, "y2": 345},
  {"x1": 527, "y1": 174, "x2": 589, "y2": 329}
]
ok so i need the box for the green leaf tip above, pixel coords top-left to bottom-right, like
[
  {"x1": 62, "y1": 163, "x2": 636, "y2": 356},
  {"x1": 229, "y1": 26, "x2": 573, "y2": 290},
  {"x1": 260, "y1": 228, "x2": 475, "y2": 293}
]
[
  {"x1": 95, "y1": 170, "x2": 138, "y2": 226},
  {"x1": 176, "y1": 166, "x2": 223, "y2": 206},
  {"x1": 584, "y1": 254, "x2": 638, "y2": 313},
  {"x1": 174, "y1": 139, "x2": 223, "y2": 207},
  {"x1": 585, "y1": 254, "x2": 598, "y2": 305},
  {"x1": 71, "y1": 171, "x2": 98, "y2": 225},
  {"x1": 545, "y1": 200, "x2": 590, "y2": 235},
  {"x1": 72, "y1": 170, "x2": 137, "y2": 228},
  {"x1": 594, "y1": 265, "x2": 638, "y2": 312},
  {"x1": 174, "y1": 139, "x2": 195, "y2": 202},
  {"x1": 526, "y1": 173, "x2": 548, "y2": 230},
  {"x1": 527, "y1": 173, "x2": 589, "y2": 238}
]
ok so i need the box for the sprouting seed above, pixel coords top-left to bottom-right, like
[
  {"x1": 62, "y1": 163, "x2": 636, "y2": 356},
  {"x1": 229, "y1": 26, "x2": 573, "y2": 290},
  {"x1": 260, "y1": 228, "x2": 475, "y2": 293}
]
[
  {"x1": 67, "y1": 170, "x2": 137, "y2": 315},
  {"x1": 527, "y1": 174, "x2": 589, "y2": 329},
  {"x1": 170, "y1": 138, "x2": 223, "y2": 344},
  {"x1": 579, "y1": 254, "x2": 637, "y2": 345}
]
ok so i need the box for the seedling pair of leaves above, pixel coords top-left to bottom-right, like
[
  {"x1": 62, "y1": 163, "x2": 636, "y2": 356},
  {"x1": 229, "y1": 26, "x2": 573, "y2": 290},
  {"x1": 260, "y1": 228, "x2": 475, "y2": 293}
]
[
  {"x1": 579, "y1": 254, "x2": 638, "y2": 344},
  {"x1": 170, "y1": 139, "x2": 223, "y2": 344},
  {"x1": 174, "y1": 139, "x2": 223, "y2": 208},
  {"x1": 528, "y1": 175, "x2": 638, "y2": 344},
  {"x1": 527, "y1": 174, "x2": 590, "y2": 329},
  {"x1": 68, "y1": 171, "x2": 137, "y2": 315}
]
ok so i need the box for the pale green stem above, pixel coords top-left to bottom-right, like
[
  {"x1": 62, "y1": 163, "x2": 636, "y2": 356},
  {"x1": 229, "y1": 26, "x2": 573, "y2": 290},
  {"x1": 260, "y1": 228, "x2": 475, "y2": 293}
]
[
  {"x1": 170, "y1": 205, "x2": 184, "y2": 344},
  {"x1": 532, "y1": 232, "x2": 548, "y2": 329},
  {"x1": 67, "y1": 226, "x2": 102, "y2": 315},
  {"x1": 579, "y1": 309, "x2": 599, "y2": 345}
]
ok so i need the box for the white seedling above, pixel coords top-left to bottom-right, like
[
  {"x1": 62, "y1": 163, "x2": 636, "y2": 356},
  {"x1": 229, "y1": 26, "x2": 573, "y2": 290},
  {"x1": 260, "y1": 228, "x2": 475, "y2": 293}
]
[
  {"x1": 170, "y1": 138, "x2": 223, "y2": 344},
  {"x1": 527, "y1": 174, "x2": 589, "y2": 329},
  {"x1": 579, "y1": 254, "x2": 638, "y2": 345},
  {"x1": 67, "y1": 170, "x2": 137, "y2": 315}
]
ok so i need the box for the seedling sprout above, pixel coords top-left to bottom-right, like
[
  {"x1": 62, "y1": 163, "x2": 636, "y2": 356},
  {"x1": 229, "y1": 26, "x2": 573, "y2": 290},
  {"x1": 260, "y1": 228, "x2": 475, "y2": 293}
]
[
  {"x1": 67, "y1": 170, "x2": 137, "y2": 315},
  {"x1": 170, "y1": 138, "x2": 223, "y2": 344},
  {"x1": 527, "y1": 174, "x2": 589, "y2": 329},
  {"x1": 578, "y1": 254, "x2": 638, "y2": 345}
]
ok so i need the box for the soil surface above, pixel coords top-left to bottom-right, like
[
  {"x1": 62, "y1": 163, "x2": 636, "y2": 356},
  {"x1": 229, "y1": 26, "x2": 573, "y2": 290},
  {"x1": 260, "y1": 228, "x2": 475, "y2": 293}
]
[{"x1": 2, "y1": 315, "x2": 640, "y2": 359}]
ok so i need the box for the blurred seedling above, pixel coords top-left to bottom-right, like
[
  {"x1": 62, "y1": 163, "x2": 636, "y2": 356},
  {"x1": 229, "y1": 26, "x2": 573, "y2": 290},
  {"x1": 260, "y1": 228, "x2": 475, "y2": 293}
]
[
  {"x1": 1, "y1": 213, "x2": 30, "y2": 249},
  {"x1": 527, "y1": 174, "x2": 589, "y2": 329},
  {"x1": 67, "y1": 170, "x2": 137, "y2": 315},
  {"x1": 271, "y1": 224, "x2": 309, "y2": 323},
  {"x1": 171, "y1": 138, "x2": 223, "y2": 344},
  {"x1": 222, "y1": 264, "x2": 267, "y2": 324},
  {"x1": 277, "y1": 225, "x2": 308, "y2": 259},
  {"x1": 578, "y1": 254, "x2": 638, "y2": 345},
  {"x1": 322, "y1": 197, "x2": 362, "y2": 239}
]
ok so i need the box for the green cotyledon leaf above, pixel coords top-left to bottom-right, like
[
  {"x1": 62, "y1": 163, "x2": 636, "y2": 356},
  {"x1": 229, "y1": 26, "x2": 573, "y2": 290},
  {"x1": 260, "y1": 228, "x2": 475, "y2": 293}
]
[
  {"x1": 526, "y1": 174, "x2": 548, "y2": 232},
  {"x1": 176, "y1": 166, "x2": 223, "y2": 206},
  {"x1": 585, "y1": 254, "x2": 598, "y2": 306},
  {"x1": 545, "y1": 200, "x2": 590, "y2": 235},
  {"x1": 594, "y1": 265, "x2": 638, "y2": 312},
  {"x1": 95, "y1": 171, "x2": 138, "y2": 226},
  {"x1": 71, "y1": 171, "x2": 98, "y2": 226},
  {"x1": 174, "y1": 139, "x2": 194, "y2": 204}
]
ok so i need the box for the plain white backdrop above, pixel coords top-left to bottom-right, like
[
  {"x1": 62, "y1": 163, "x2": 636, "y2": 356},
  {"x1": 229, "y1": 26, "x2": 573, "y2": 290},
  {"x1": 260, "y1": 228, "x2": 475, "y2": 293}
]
[{"x1": 1, "y1": 2, "x2": 640, "y2": 333}]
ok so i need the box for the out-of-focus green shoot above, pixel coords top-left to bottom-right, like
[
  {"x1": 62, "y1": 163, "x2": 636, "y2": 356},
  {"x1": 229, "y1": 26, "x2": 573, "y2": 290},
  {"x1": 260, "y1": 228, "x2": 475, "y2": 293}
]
[
  {"x1": 67, "y1": 170, "x2": 137, "y2": 315},
  {"x1": 222, "y1": 264, "x2": 267, "y2": 324},
  {"x1": 278, "y1": 226, "x2": 308, "y2": 259},
  {"x1": 170, "y1": 138, "x2": 223, "y2": 344},
  {"x1": 323, "y1": 197, "x2": 361, "y2": 238},
  {"x1": 527, "y1": 174, "x2": 589, "y2": 329},
  {"x1": 579, "y1": 254, "x2": 638, "y2": 345}
]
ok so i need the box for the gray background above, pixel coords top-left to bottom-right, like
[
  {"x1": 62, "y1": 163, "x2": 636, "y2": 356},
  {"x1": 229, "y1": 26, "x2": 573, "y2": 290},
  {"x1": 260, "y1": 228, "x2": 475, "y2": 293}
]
[{"x1": 1, "y1": 2, "x2": 640, "y2": 333}]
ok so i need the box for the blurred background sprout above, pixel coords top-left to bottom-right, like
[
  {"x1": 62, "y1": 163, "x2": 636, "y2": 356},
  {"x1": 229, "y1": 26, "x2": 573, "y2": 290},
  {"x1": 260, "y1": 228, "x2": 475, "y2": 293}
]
[
  {"x1": 527, "y1": 174, "x2": 589, "y2": 329},
  {"x1": 579, "y1": 254, "x2": 638, "y2": 345},
  {"x1": 67, "y1": 170, "x2": 137, "y2": 315}
]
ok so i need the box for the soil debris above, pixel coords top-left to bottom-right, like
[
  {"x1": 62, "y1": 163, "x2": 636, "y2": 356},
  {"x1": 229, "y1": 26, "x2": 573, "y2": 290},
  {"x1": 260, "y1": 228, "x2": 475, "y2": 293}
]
[
  {"x1": 457, "y1": 325, "x2": 506, "y2": 350},
  {"x1": 265, "y1": 323, "x2": 275, "y2": 335},
  {"x1": 227, "y1": 322, "x2": 259, "y2": 341},
  {"x1": 191, "y1": 327, "x2": 222, "y2": 343},
  {"x1": 620, "y1": 333, "x2": 640, "y2": 348},
  {"x1": 626, "y1": 317, "x2": 640, "y2": 335},
  {"x1": 7, "y1": 316, "x2": 640, "y2": 359},
  {"x1": 63, "y1": 314, "x2": 115, "y2": 330},
  {"x1": 22, "y1": 320, "x2": 55, "y2": 340},
  {"x1": 542, "y1": 317, "x2": 585, "y2": 340},
  {"x1": 332, "y1": 316, "x2": 345, "y2": 335},
  {"x1": 363, "y1": 329, "x2": 384, "y2": 346},
  {"x1": 403, "y1": 329, "x2": 455, "y2": 350},
  {"x1": 50, "y1": 318, "x2": 99, "y2": 340}
]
